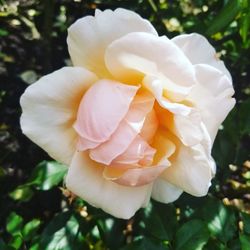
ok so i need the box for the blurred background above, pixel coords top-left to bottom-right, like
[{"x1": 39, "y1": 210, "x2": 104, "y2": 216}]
[{"x1": 0, "y1": 0, "x2": 250, "y2": 249}]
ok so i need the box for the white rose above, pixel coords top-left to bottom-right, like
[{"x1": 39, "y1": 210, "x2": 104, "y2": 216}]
[{"x1": 20, "y1": 8, "x2": 235, "y2": 219}]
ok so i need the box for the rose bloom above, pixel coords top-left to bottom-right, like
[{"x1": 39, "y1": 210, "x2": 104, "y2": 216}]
[{"x1": 20, "y1": 8, "x2": 235, "y2": 219}]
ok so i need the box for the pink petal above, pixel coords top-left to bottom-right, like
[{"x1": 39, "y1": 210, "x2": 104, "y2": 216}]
[
  {"x1": 140, "y1": 109, "x2": 158, "y2": 143},
  {"x1": 74, "y1": 80, "x2": 138, "y2": 150},
  {"x1": 111, "y1": 164, "x2": 168, "y2": 187},
  {"x1": 112, "y1": 135, "x2": 156, "y2": 167},
  {"x1": 89, "y1": 89, "x2": 155, "y2": 165}
]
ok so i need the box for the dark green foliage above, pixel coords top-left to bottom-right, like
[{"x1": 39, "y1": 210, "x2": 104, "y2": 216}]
[{"x1": 0, "y1": 0, "x2": 250, "y2": 249}]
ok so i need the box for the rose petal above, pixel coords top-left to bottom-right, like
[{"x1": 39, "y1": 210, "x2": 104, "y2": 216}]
[
  {"x1": 172, "y1": 33, "x2": 232, "y2": 80},
  {"x1": 65, "y1": 151, "x2": 152, "y2": 219},
  {"x1": 143, "y1": 75, "x2": 204, "y2": 146},
  {"x1": 140, "y1": 109, "x2": 159, "y2": 143},
  {"x1": 113, "y1": 164, "x2": 168, "y2": 187},
  {"x1": 151, "y1": 128, "x2": 176, "y2": 166},
  {"x1": 89, "y1": 89, "x2": 155, "y2": 165},
  {"x1": 67, "y1": 8, "x2": 157, "y2": 77},
  {"x1": 20, "y1": 67, "x2": 98, "y2": 165},
  {"x1": 74, "y1": 80, "x2": 138, "y2": 151},
  {"x1": 151, "y1": 178, "x2": 183, "y2": 203},
  {"x1": 112, "y1": 135, "x2": 156, "y2": 167},
  {"x1": 105, "y1": 32, "x2": 195, "y2": 100},
  {"x1": 143, "y1": 75, "x2": 191, "y2": 115},
  {"x1": 188, "y1": 64, "x2": 235, "y2": 143},
  {"x1": 161, "y1": 139, "x2": 214, "y2": 196}
]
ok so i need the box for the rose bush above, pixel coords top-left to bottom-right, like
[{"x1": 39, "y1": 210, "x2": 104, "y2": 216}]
[{"x1": 20, "y1": 8, "x2": 235, "y2": 219}]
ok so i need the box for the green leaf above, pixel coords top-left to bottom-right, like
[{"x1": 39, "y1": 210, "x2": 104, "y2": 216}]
[
  {"x1": 22, "y1": 219, "x2": 41, "y2": 241},
  {"x1": 240, "y1": 12, "x2": 250, "y2": 45},
  {"x1": 196, "y1": 198, "x2": 237, "y2": 243},
  {"x1": 206, "y1": 0, "x2": 243, "y2": 35},
  {"x1": 20, "y1": 70, "x2": 38, "y2": 84},
  {"x1": 28, "y1": 161, "x2": 68, "y2": 190},
  {"x1": 203, "y1": 239, "x2": 227, "y2": 250},
  {"x1": 175, "y1": 219, "x2": 210, "y2": 250},
  {"x1": 240, "y1": 234, "x2": 250, "y2": 250},
  {"x1": 9, "y1": 185, "x2": 34, "y2": 202},
  {"x1": 241, "y1": 212, "x2": 250, "y2": 234},
  {"x1": 121, "y1": 238, "x2": 168, "y2": 250},
  {"x1": 0, "y1": 28, "x2": 9, "y2": 36},
  {"x1": 9, "y1": 235, "x2": 23, "y2": 250},
  {"x1": 40, "y1": 212, "x2": 82, "y2": 250},
  {"x1": 144, "y1": 202, "x2": 177, "y2": 241},
  {"x1": 6, "y1": 212, "x2": 23, "y2": 236}
]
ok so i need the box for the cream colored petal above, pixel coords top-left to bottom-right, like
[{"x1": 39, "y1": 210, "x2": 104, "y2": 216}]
[
  {"x1": 143, "y1": 75, "x2": 191, "y2": 116},
  {"x1": 144, "y1": 75, "x2": 203, "y2": 146},
  {"x1": 65, "y1": 152, "x2": 152, "y2": 219},
  {"x1": 151, "y1": 128, "x2": 176, "y2": 166},
  {"x1": 140, "y1": 109, "x2": 159, "y2": 143},
  {"x1": 105, "y1": 32, "x2": 195, "y2": 100},
  {"x1": 173, "y1": 110, "x2": 203, "y2": 146},
  {"x1": 161, "y1": 140, "x2": 214, "y2": 197},
  {"x1": 188, "y1": 64, "x2": 235, "y2": 143},
  {"x1": 20, "y1": 67, "x2": 98, "y2": 165},
  {"x1": 67, "y1": 8, "x2": 157, "y2": 77},
  {"x1": 172, "y1": 33, "x2": 232, "y2": 80},
  {"x1": 151, "y1": 178, "x2": 183, "y2": 203}
]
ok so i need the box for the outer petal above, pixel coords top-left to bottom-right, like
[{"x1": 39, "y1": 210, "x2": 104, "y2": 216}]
[
  {"x1": 172, "y1": 33, "x2": 232, "y2": 80},
  {"x1": 105, "y1": 32, "x2": 196, "y2": 99},
  {"x1": 20, "y1": 67, "x2": 98, "y2": 165},
  {"x1": 161, "y1": 140, "x2": 214, "y2": 197},
  {"x1": 188, "y1": 64, "x2": 235, "y2": 143},
  {"x1": 151, "y1": 178, "x2": 183, "y2": 203},
  {"x1": 67, "y1": 8, "x2": 157, "y2": 77},
  {"x1": 74, "y1": 80, "x2": 138, "y2": 151},
  {"x1": 65, "y1": 152, "x2": 152, "y2": 219}
]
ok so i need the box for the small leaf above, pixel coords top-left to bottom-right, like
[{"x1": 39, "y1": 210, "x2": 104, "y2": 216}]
[
  {"x1": 144, "y1": 202, "x2": 177, "y2": 241},
  {"x1": 22, "y1": 219, "x2": 41, "y2": 241},
  {"x1": 196, "y1": 197, "x2": 237, "y2": 243},
  {"x1": 9, "y1": 235, "x2": 23, "y2": 250},
  {"x1": 20, "y1": 70, "x2": 38, "y2": 84},
  {"x1": 9, "y1": 185, "x2": 34, "y2": 202},
  {"x1": 6, "y1": 212, "x2": 23, "y2": 236},
  {"x1": 40, "y1": 212, "x2": 82, "y2": 250},
  {"x1": 175, "y1": 219, "x2": 210, "y2": 250},
  {"x1": 240, "y1": 234, "x2": 250, "y2": 250},
  {"x1": 0, "y1": 28, "x2": 9, "y2": 36},
  {"x1": 28, "y1": 161, "x2": 68, "y2": 190},
  {"x1": 206, "y1": 0, "x2": 243, "y2": 35}
]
